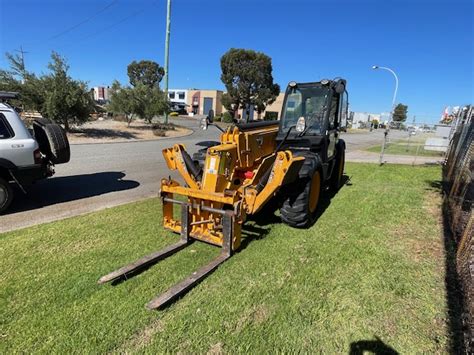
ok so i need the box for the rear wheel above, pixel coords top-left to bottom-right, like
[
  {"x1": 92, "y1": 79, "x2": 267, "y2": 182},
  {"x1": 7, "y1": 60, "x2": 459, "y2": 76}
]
[
  {"x1": 280, "y1": 152, "x2": 321, "y2": 228},
  {"x1": 43, "y1": 124, "x2": 70, "y2": 164},
  {"x1": 0, "y1": 177, "x2": 13, "y2": 214},
  {"x1": 33, "y1": 122, "x2": 71, "y2": 164}
]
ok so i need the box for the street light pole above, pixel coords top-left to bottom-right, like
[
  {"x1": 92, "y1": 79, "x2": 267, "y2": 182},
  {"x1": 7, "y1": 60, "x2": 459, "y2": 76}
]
[
  {"x1": 163, "y1": 0, "x2": 172, "y2": 124},
  {"x1": 372, "y1": 65, "x2": 399, "y2": 165}
]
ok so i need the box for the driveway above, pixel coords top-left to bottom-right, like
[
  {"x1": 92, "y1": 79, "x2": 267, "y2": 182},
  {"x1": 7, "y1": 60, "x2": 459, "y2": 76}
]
[{"x1": 0, "y1": 121, "x2": 411, "y2": 232}]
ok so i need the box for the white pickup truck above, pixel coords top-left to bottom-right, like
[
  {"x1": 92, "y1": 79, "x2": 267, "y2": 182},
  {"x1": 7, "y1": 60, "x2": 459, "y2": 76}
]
[{"x1": 0, "y1": 99, "x2": 70, "y2": 213}]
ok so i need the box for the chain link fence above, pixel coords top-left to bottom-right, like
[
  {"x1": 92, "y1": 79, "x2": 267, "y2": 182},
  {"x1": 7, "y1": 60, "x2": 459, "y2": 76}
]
[
  {"x1": 388, "y1": 125, "x2": 446, "y2": 165},
  {"x1": 442, "y1": 105, "x2": 473, "y2": 352}
]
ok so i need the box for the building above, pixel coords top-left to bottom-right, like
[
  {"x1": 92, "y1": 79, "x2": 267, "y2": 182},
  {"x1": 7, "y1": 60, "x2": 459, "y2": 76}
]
[
  {"x1": 168, "y1": 89, "x2": 188, "y2": 104},
  {"x1": 185, "y1": 89, "x2": 285, "y2": 119},
  {"x1": 186, "y1": 90, "x2": 224, "y2": 116},
  {"x1": 92, "y1": 86, "x2": 110, "y2": 103}
]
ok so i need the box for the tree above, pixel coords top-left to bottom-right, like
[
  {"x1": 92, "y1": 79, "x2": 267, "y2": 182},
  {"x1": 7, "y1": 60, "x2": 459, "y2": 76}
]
[
  {"x1": 0, "y1": 51, "x2": 94, "y2": 131},
  {"x1": 108, "y1": 82, "x2": 168, "y2": 126},
  {"x1": 127, "y1": 60, "x2": 165, "y2": 88},
  {"x1": 107, "y1": 81, "x2": 138, "y2": 126},
  {"x1": 41, "y1": 52, "x2": 95, "y2": 131},
  {"x1": 0, "y1": 53, "x2": 45, "y2": 111},
  {"x1": 392, "y1": 103, "x2": 408, "y2": 122},
  {"x1": 220, "y1": 48, "x2": 280, "y2": 119}
]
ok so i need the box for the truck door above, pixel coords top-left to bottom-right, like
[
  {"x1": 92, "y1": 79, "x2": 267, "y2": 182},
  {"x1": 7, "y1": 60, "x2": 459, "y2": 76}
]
[
  {"x1": 326, "y1": 94, "x2": 339, "y2": 159},
  {"x1": 339, "y1": 91, "x2": 349, "y2": 130}
]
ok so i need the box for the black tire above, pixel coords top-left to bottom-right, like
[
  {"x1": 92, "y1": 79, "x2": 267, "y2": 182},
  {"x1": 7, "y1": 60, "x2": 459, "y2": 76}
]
[
  {"x1": 43, "y1": 124, "x2": 70, "y2": 164},
  {"x1": 330, "y1": 141, "x2": 345, "y2": 191},
  {"x1": 280, "y1": 152, "x2": 321, "y2": 228},
  {"x1": 33, "y1": 117, "x2": 54, "y2": 126},
  {"x1": 0, "y1": 177, "x2": 14, "y2": 214}
]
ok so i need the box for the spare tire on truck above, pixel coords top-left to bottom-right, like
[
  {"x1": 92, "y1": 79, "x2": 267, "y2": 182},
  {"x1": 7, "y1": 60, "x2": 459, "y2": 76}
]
[{"x1": 33, "y1": 119, "x2": 70, "y2": 164}]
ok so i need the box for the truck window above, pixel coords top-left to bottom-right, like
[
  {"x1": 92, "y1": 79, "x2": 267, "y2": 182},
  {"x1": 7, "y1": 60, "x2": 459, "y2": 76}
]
[{"x1": 0, "y1": 113, "x2": 14, "y2": 139}]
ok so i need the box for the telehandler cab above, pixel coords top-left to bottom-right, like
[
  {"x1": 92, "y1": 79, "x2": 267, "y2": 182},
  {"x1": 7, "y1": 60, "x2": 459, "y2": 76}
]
[{"x1": 99, "y1": 79, "x2": 348, "y2": 310}]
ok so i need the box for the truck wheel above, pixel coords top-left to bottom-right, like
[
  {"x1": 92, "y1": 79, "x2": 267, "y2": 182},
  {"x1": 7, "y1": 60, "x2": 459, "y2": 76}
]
[
  {"x1": 330, "y1": 144, "x2": 345, "y2": 191},
  {"x1": 43, "y1": 124, "x2": 71, "y2": 164},
  {"x1": 0, "y1": 177, "x2": 13, "y2": 214},
  {"x1": 280, "y1": 153, "x2": 321, "y2": 228},
  {"x1": 33, "y1": 117, "x2": 53, "y2": 126}
]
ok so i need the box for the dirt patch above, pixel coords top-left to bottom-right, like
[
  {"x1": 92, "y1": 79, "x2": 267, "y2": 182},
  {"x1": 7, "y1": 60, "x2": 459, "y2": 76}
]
[
  {"x1": 234, "y1": 304, "x2": 271, "y2": 333},
  {"x1": 114, "y1": 319, "x2": 164, "y2": 353},
  {"x1": 68, "y1": 119, "x2": 191, "y2": 144},
  {"x1": 207, "y1": 342, "x2": 224, "y2": 354}
]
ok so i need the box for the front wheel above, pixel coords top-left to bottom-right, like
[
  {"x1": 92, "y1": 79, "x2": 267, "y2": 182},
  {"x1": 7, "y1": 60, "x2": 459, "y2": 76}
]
[
  {"x1": 0, "y1": 177, "x2": 14, "y2": 214},
  {"x1": 280, "y1": 153, "x2": 321, "y2": 228}
]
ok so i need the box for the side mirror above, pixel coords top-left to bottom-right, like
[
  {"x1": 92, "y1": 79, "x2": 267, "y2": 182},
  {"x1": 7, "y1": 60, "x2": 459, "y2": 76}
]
[
  {"x1": 335, "y1": 82, "x2": 345, "y2": 94},
  {"x1": 207, "y1": 109, "x2": 214, "y2": 123},
  {"x1": 200, "y1": 117, "x2": 208, "y2": 130}
]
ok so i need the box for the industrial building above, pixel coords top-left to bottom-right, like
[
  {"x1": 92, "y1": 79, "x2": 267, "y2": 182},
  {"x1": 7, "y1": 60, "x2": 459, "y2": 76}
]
[{"x1": 173, "y1": 88, "x2": 285, "y2": 119}]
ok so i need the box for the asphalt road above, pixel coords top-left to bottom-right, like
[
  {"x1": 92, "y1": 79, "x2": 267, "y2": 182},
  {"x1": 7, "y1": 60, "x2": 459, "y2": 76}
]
[{"x1": 0, "y1": 119, "x2": 405, "y2": 233}]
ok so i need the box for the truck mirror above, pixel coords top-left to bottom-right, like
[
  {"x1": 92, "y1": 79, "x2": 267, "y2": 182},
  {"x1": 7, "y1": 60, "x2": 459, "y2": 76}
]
[{"x1": 335, "y1": 82, "x2": 345, "y2": 94}]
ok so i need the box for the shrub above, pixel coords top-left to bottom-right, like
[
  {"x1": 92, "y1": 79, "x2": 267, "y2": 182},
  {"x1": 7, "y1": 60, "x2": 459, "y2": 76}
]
[
  {"x1": 153, "y1": 129, "x2": 166, "y2": 137},
  {"x1": 213, "y1": 114, "x2": 222, "y2": 122},
  {"x1": 152, "y1": 122, "x2": 175, "y2": 137},
  {"x1": 152, "y1": 122, "x2": 175, "y2": 131},
  {"x1": 222, "y1": 112, "x2": 234, "y2": 123}
]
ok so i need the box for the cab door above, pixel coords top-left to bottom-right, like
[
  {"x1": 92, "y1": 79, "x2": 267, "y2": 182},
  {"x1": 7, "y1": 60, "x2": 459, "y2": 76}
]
[{"x1": 326, "y1": 94, "x2": 339, "y2": 159}]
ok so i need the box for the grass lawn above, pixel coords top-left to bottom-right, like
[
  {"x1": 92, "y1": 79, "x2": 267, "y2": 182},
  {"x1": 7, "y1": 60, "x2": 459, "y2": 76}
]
[{"x1": 0, "y1": 163, "x2": 449, "y2": 353}]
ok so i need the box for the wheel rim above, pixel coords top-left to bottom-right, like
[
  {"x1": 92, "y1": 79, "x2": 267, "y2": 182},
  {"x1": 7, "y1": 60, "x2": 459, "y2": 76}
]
[
  {"x1": 0, "y1": 185, "x2": 7, "y2": 207},
  {"x1": 309, "y1": 171, "x2": 320, "y2": 213}
]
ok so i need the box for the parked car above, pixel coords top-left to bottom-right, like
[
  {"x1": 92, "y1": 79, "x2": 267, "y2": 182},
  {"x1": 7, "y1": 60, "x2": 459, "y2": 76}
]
[
  {"x1": 0, "y1": 102, "x2": 70, "y2": 213},
  {"x1": 169, "y1": 101, "x2": 188, "y2": 115}
]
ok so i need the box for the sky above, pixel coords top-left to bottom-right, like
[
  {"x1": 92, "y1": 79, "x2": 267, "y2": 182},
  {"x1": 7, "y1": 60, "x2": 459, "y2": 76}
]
[{"x1": 0, "y1": 0, "x2": 473, "y2": 123}]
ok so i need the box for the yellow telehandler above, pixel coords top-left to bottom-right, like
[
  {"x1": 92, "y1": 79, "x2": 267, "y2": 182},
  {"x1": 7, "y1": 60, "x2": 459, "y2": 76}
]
[{"x1": 99, "y1": 79, "x2": 348, "y2": 309}]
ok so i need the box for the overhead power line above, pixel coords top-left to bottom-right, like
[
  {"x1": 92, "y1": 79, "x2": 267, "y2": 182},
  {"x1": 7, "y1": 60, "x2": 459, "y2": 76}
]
[
  {"x1": 74, "y1": 3, "x2": 155, "y2": 44},
  {"x1": 48, "y1": 0, "x2": 119, "y2": 41},
  {"x1": 10, "y1": 1, "x2": 158, "y2": 57}
]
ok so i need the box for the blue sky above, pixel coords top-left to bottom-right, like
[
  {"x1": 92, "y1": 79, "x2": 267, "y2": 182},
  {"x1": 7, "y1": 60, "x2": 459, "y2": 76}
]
[{"x1": 1, "y1": 0, "x2": 472, "y2": 122}]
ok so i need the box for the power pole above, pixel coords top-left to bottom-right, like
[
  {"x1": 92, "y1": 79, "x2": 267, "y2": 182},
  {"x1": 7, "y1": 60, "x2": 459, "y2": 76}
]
[
  {"x1": 163, "y1": 0, "x2": 172, "y2": 124},
  {"x1": 14, "y1": 46, "x2": 28, "y2": 71}
]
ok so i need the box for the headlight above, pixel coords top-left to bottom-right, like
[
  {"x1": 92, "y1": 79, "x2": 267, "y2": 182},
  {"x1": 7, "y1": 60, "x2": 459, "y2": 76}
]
[{"x1": 296, "y1": 116, "x2": 306, "y2": 132}]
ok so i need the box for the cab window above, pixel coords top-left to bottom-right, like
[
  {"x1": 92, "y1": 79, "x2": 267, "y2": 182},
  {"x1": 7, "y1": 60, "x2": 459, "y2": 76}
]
[
  {"x1": 340, "y1": 91, "x2": 348, "y2": 128},
  {"x1": 281, "y1": 86, "x2": 328, "y2": 134},
  {"x1": 0, "y1": 113, "x2": 14, "y2": 139},
  {"x1": 328, "y1": 94, "x2": 339, "y2": 129}
]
